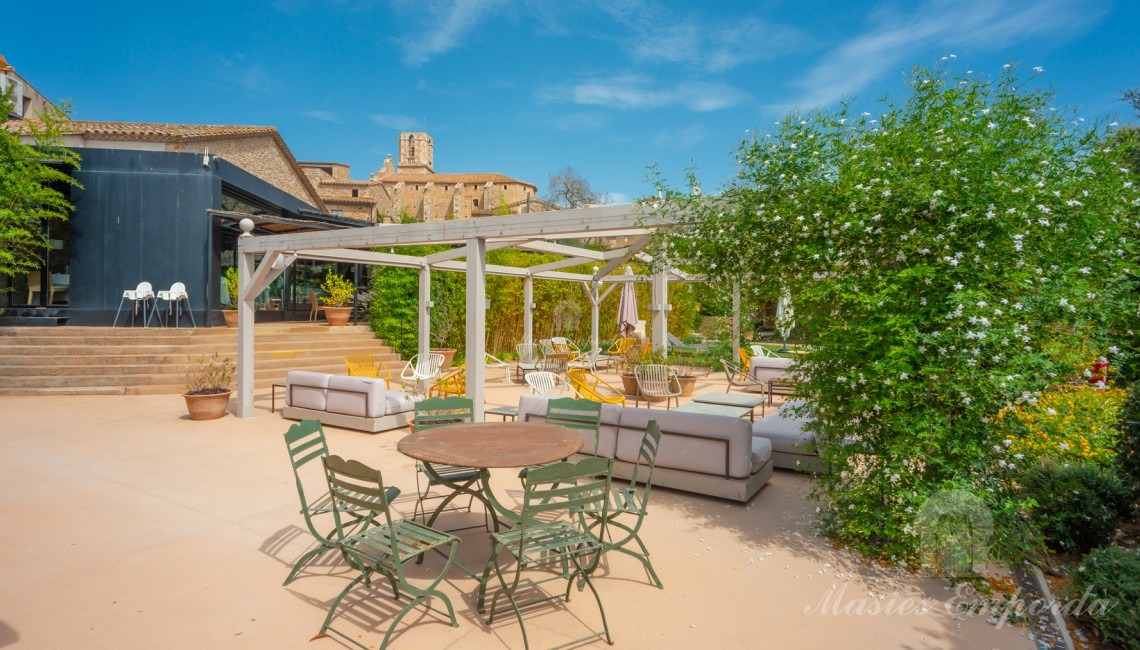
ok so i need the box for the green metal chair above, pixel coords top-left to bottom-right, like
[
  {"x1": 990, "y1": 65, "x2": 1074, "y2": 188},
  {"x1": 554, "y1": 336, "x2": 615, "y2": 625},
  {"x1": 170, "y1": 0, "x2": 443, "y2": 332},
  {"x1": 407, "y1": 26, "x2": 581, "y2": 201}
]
[
  {"x1": 410, "y1": 396, "x2": 485, "y2": 530},
  {"x1": 281, "y1": 420, "x2": 398, "y2": 585},
  {"x1": 315, "y1": 455, "x2": 460, "y2": 650},
  {"x1": 477, "y1": 456, "x2": 615, "y2": 650},
  {"x1": 583, "y1": 420, "x2": 664, "y2": 589},
  {"x1": 519, "y1": 396, "x2": 602, "y2": 484}
]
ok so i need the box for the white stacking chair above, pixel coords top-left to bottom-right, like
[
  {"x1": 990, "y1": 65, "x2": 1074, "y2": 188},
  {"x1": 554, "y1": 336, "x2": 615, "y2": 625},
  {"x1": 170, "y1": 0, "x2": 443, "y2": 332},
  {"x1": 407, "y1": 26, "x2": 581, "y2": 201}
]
[
  {"x1": 524, "y1": 371, "x2": 571, "y2": 397},
  {"x1": 514, "y1": 343, "x2": 543, "y2": 382},
  {"x1": 113, "y1": 281, "x2": 155, "y2": 327},
  {"x1": 484, "y1": 352, "x2": 512, "y2": 384},
  {"x1": 400, "y1": 352, "x2": 445, "y2": 393},
  {"x1": 155, "y1": 282, "x2": 196, "y2": 328}
]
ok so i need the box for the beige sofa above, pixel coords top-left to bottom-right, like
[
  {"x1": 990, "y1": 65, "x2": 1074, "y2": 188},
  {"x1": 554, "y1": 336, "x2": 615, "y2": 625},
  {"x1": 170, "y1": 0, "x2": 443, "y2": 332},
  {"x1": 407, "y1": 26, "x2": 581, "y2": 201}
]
[
  {"x1": 281, "y1": 370, "x2": 417, "y2": 433},
  {"x1": 518, "y1": 394, "x2": 773, "y2": 502},
  {"x1": 751, "y1": 400, "x2": 825, "y2": 472}
]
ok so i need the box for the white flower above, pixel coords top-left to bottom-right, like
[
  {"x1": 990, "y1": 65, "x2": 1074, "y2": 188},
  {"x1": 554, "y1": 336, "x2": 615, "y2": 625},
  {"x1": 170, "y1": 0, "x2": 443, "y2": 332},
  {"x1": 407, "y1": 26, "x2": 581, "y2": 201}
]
[
  {"x1": 1058, "y1": 442, "x2": 1070, "y2": 451},
  {"x1": 889, "y1": 474, "x2": 900, "y2": 484},
  {"x1": 1109, "y1": 346, "x2": 1120, "y2": 354}
]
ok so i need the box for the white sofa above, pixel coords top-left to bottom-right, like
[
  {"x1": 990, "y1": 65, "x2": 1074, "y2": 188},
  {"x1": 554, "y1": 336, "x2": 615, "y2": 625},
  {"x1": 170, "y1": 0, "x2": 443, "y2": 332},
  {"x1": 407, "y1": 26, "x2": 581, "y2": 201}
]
[
  {"x1": 518, "y1": 394, "x2": 773, "y2": 502},
  {"x1": 750, "y1": 400, "x2": 825, "y2": 472},
  {"x1": 749, "y1": 355, "x2": 794, "y2": 385},
  {"x1": 281, "y1": 370, "x2": 417, "y2": 433}
]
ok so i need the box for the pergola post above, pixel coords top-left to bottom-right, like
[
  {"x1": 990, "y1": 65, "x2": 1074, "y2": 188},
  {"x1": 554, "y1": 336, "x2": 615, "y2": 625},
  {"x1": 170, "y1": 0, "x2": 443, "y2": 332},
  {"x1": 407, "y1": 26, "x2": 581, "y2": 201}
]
[
  {"x1": 731, "y1": 280, "x2": 741, "y2": 355},
  {"x1": 650, "y1": 267, "x2": 669, "y2": 355},
  {"x1": 523, "y1": 275, "x2": 534, "y2": 346},
  {"x1": 418, "y1": 265, "x2": 431, "y2": 359},
  {"x1": 236, "y1": 245, "x2": 256, "y2": 418},
  {"x1": 465, "y1": 237, "x2": 487, "y2": 420}
]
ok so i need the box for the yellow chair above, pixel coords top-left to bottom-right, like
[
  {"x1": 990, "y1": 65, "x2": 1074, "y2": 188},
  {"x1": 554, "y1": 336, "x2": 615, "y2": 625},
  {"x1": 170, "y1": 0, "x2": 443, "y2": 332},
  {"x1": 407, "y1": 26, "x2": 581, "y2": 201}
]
[
  {"x1": 738, "y1": 348, "x2": 752, "y2": 375},
  {"x1": 308, "y1": 289, "x2": 324, "y2": 322},
  {"x1": 568, "y1": 368, "x2": 626, "y2": 406},
  {"x1": 345, "y1": 355, "x2": 392, "y2": 389},
  {"x1": 429, "y1": 365, "x2": 466, "y2": 398}
]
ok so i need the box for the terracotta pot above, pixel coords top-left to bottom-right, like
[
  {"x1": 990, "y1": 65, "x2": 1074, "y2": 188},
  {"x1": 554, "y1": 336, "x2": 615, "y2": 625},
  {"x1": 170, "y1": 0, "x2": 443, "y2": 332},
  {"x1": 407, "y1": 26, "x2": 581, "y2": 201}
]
[
  {"x1": 432, "y1": 348, "x2": 457, "y2": 371},
  {"x1": 222, "y1": 310, "x2": 238, "y2": 328},
  {"x1": 324, "y1": 306, "x2": 352, "y2": 326},
  {"x1": 183, "y1": 391, "x2": 232, "y2": 420},
  {"x1": 620, "y1": 373, "x2": 640, "y2": 397},
  {"x1": 676, "y1": 375, "x2": 697, "y2": 397}
]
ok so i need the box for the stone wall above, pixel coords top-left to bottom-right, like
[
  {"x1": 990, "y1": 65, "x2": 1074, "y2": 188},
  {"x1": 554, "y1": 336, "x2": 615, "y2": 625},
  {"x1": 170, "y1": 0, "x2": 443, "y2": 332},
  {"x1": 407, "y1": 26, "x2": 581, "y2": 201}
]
[{"x1": 170, "y1": 136, "x2": 319, "y2": 206}]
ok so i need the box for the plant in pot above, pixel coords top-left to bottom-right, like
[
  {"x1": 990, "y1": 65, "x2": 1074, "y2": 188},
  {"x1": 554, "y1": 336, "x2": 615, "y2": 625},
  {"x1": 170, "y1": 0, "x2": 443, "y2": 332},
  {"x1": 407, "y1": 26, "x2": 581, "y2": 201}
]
[
  {"x1": 670, "y1": 362, "x2": 700, "y2": 397},
  {"x1": 319, "y1": 270, "x2": 355, "y2": 326},
  {"x1": 221, "y1": 267, "x2": 239, "y2": 327},
  {"x1": 183, "y1": 353, "x2": 235, "y2": 420}
]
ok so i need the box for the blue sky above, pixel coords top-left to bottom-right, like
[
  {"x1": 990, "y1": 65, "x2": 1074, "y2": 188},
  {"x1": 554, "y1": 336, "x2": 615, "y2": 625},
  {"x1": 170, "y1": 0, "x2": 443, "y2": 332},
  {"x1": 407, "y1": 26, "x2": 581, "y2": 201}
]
[{"x1": 5, "y1": 0, "x2": 1138, "y2": 205}]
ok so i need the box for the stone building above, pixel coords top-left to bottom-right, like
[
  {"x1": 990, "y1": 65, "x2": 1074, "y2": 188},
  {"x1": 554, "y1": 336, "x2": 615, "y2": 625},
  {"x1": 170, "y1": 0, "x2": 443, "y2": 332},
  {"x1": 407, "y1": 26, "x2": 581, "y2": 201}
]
[
  {"x1": 301, "y1": 132, "x2": 554, "y2": 223},
  {"x1": 1, "y1": 53, "x2": 55, "y2": 121}
]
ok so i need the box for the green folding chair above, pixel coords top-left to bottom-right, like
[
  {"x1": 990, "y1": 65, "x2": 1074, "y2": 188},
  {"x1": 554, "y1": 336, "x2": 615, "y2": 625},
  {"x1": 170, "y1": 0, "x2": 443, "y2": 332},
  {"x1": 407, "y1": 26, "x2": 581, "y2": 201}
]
[
  {"x1": 519, "y1": 396, "x2": 602, "y2": 484},
  {"x1": 410, "y1": 396, "x2": 486, "y2": 531},
  {"x1": 281, "y1": 420, "x2": 398, "y2": 585},
  {"x1": 477, "y1": 456, "x2": 615, "y2": 650},
  {"x1": 582, "y1": 420, "x2": 664, "y2": 589},
  {"x1": 314, "y1": 455, "x2": 460, "y2": 650}
]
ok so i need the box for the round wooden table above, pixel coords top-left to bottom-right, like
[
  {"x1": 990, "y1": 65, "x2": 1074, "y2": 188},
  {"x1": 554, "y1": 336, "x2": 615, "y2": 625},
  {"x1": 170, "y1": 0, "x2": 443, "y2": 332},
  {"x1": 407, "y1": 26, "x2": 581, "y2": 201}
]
[{"x1": 398, "y1": 422, "x2": 584, "y2": 532}]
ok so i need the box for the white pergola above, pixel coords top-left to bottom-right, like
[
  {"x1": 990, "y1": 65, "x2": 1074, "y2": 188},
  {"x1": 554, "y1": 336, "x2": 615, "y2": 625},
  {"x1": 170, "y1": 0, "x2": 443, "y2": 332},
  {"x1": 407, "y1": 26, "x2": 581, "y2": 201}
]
[{"x1": 233, "y1": 203, "x2": 739, "y2": 420}]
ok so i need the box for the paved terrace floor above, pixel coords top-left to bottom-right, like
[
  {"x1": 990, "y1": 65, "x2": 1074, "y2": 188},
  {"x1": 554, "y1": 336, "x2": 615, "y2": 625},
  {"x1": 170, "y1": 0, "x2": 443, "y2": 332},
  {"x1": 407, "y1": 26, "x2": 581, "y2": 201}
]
[{"x1": 0, "y1": 368, "x2": 1035, "y2": 649}]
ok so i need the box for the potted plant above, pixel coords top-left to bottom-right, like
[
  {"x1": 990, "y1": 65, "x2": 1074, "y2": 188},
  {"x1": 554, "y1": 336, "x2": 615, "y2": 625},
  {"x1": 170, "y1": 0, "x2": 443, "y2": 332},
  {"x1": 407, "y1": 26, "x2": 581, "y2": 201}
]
[
  {"x1": 183, "y1": 353, "x2": 235, "y2": 420},
  {"x1": 319, "y1": 270, "x2": 355, "y2": 326},
  {"x1": 670, "y1": 362, "x2": 700, "y2": 397},
  {"x1": 221, "y1": 267, "x2": 239, "y2": 328}
]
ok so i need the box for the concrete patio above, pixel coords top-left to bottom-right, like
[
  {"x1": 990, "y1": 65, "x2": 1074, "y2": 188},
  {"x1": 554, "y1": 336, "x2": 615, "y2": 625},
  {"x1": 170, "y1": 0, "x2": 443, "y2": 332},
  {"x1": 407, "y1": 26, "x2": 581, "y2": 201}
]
[{"x1": 0, "y1": 370, "x2": 1036, "y2": 649}]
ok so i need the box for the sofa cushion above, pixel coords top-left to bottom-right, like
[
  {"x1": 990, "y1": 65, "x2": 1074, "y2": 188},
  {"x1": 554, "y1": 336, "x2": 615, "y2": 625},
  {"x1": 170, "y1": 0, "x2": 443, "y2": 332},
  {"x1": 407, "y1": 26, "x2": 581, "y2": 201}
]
[
  {"x1": 616, "y1": 407, "x2": 755, "y2": 479},
  {"x1": 385, "y1": 391, "x2": 417, "y2": 414},
  {"x1": 286, "y1": 370, "x2": 331, "y2": 411},
  {"x1": 749, "y1": 356, "x2": 793, "y2": 384},
  {"x1": 751, "y1": 436, "x2": 773, "y2": 473},
  {"x1": 327, "y1": 375, "x2": 388, "y2": 418},
  {"x1": 752, "y1": 400, "x2": 815, "y2": 455},
  {"x1": 518, "y1": 394, "x2": 620, "y2": 457}
]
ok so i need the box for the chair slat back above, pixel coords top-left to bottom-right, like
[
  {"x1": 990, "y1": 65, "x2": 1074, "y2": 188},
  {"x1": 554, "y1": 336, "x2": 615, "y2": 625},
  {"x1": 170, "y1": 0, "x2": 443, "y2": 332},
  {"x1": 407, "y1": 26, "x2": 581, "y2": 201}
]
[
  {"x1": 284, "y1": 420, "x2": 328, "y2": 472},
  {"x1": 345, "y1": 354, "x2": 379, "y2": 377},
  {"x1": 628, "y1": 420, "x2": 662, "y2": 500},
  {"x1": 524, "y1": 371, "x2": 565, "y2": 396},
  {"x1": 634, "y1": 364, "x2": 677, "y2": 397},
  {"x1": 322, "y1": 455, "x2": 398, "y2": 553},
  {"x1": 516, "y1": 343, "x2": 541, "y2": 364},
  {"x1": 413, "y1": 396, "x2": 474, "y2": 430},
  {"x1": 738, "y1": 348, "x2": 752, "y2": 372},
  {"x1": 520, "y1": 457, "x2": 612, "y2": 519},
  {"x1": 545, "y1": 396, "x2": 602, "y2": 450}
]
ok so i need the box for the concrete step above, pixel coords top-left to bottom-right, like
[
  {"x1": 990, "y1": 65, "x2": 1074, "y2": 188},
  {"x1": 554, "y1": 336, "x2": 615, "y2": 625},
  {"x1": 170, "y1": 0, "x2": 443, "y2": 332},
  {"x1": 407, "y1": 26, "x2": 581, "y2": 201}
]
[{"x1": 0, "y1": 323, "x2": 406, "y2": 396}]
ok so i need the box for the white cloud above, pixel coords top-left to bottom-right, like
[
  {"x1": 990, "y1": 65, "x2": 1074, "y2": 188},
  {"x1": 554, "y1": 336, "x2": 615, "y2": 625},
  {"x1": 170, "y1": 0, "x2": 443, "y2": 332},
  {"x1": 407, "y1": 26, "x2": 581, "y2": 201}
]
[
  {"x1": 396, "y1": 0, "x2": 509, "y2": 66},
  {"x1": 302, "y1": 110, "x2": 341, "y2": 123},
  {"x1": 371, "y1": 113, "x2": 421, "y2": 130},
  {"x1": 593, "y1": 1, "x2": 804, "y2": 72},
  {"x1": 772, "y1": 0, "x2": 1107, "y2": 112},
  {"x1": 651, "y1": 123, "x2": 710, "y2": 150},
  {"x1": 540, "y1": 75, "x2": 749, "y2": 112},
  {"x1": 549, "y1": 112, "x2": 610, "y2": 133}
]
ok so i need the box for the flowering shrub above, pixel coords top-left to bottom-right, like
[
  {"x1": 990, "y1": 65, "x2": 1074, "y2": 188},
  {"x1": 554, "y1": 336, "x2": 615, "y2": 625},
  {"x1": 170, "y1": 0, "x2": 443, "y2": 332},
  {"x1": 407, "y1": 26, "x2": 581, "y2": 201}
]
[
  {"x1": 994, "y1": 384, "x2": 1126, "y2": 468},
  {"x1": 654, "y1": 61, "x2": 1138, "y2": 563}
]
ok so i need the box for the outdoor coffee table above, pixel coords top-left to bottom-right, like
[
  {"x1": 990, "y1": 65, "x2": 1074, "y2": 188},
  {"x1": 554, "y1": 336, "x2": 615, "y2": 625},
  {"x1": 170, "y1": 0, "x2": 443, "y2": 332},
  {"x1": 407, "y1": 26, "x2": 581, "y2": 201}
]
[
  {"x1": 674, "y1": 401, "x2": 754, "y2": 419},
  {"x1": 397, "y1": 421, "x2": 582, "y2": 533},
  {"x1": 691, "y1": 392, "x2": 767, "y2": 420}
]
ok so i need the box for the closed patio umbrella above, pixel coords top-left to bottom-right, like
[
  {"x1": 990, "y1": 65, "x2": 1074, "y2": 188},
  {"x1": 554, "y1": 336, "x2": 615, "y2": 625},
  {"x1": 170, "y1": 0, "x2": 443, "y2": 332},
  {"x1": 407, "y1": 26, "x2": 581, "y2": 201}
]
[
  {"x1": 617, "y1": 266, "x2": 639, "y2": 338},
  {"x1": 776, "y1": 288, "x2": 794, "y2": 352}
]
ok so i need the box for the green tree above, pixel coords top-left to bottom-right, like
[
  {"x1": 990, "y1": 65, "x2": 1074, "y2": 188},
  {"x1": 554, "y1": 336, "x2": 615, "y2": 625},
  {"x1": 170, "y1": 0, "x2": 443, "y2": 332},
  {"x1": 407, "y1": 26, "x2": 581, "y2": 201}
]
[
  {"x1": 492, "y1": 192, "x2": 511, "y2": 216},
  {"x1": 655, "y1": 62, "x2": 1139, "y2": 563},
  {"x1": 0, "y1": 90, "x2": 80, "y2": 280}
]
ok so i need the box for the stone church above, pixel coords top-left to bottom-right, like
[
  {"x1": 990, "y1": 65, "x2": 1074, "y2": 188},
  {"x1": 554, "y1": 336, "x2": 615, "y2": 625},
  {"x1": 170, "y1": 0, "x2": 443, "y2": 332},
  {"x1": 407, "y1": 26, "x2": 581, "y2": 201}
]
[{"x1": 300, "y1": 132, "x2": 553, "y2": 223}]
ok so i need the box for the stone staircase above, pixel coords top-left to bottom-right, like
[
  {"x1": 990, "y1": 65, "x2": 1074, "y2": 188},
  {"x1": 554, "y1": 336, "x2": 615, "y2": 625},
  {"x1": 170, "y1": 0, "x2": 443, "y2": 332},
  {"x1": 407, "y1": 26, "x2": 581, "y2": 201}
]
[{"x1": 0, "y1": 324, "x2": 403, "y2": 396}]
